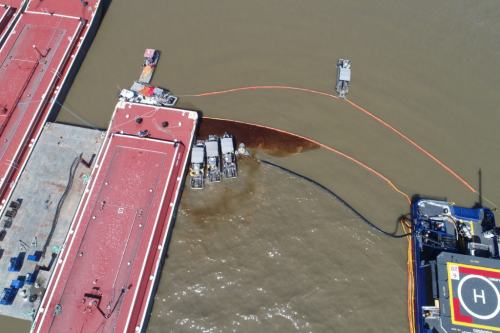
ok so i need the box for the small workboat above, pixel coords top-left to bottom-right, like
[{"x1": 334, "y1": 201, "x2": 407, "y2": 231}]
[
  {"x1": 411, "y1": 198, "x2": 499, "y2": 333},
  {"x1": 206, "y1": 135, "x2": 221, "y2": 183},
  {"x1": 336, "y1": 59, "x2": 350, "y2": 98},
  {"x1": 220, "y1": 133, "x2": 237, "y2": 179},
  {"x1": 190, "y1": 140, "x2": 206, "y2": 189},
  {"x1": 119, "y1": 81, "x2": 177, "y2": 107},
  {"x1": 139, "y1": 49, "x2": 159, "y2": 84}
]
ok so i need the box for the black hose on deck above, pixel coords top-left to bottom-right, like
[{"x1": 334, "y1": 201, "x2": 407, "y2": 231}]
[
  {"x1": 41, "y1": 155, "x2": 81, "y2": 258},
  {"x1": 258, "y1": 159, "x2": 415, "y2": 238}
]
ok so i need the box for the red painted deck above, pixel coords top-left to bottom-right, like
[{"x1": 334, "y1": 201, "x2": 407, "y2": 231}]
[
  {"x1": 33, "y1": 102, "x2": 198, "y2": 333},
  {"x1": 0, "y1": 1, "x2": 25, "y2": 42},
  {"x1": 0, "y1": 0, "x2": 101, "y2": 213},
  {"x1": 0, "y1": 5, "x2": 14, "y2": 37}
]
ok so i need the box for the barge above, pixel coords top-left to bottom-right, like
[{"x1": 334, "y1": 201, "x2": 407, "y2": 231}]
[
  {"x1": 411, "y1": 198, "x2": 500, "y2": 333},
  {"x1": 206, "y1": 135, "x2": 221, "y2": 183},
  {"x1": 138, "y1": 49, "x2": 159, "y2": 84},
  {"x1": 31, "y1": 102, "x2": 198, "y2": 332},
  {"x1": 336, "y1": 59, "x2": 350, "y2": 98},
  {"x1": 0, "y1": 0, "x2": 103, "y2": 214}
]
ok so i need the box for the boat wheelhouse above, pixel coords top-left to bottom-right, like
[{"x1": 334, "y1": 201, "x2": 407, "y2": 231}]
[
  {"x1": 411, "y1": 198, "x2": 500, "y2": 333},
  {"x1": 206, "y1": 135, "x2": 221, "y2": 183},
  {"x1": 336, "y1": 59, "x2": 350, "y2": 98},
  {"x1": 190, "y1": 140, "x2": 205, "y2": 189},
  {"x1": 221, "y1": 133, "x2": 237, "y2": 179},
  {"x1": 139, "y1": 49, "x2": 159, "y2": 84}
]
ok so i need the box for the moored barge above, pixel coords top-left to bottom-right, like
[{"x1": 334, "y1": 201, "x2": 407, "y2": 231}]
[
  {"x1": 0, "y1": 1, "x2": 28, "y2": 47},
  {"x1": 411, "y1": 198, "x2": 500, "y2": 333},
  {"x1": 31, "y1": 102, "x2": 198, "y2": 332},
  {"x1": 0, "y1": 0, "x2": 103, "y2": 214}
]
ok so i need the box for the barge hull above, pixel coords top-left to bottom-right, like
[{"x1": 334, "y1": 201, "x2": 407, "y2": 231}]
[
  {"x1": 33, "y1": 103, "x2": 198, "y2": 333},
  {"x1": 0, "y1": 0, "x2": 103, "y2": 216}
]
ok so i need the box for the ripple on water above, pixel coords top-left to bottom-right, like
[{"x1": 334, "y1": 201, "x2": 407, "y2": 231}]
[{"x1": 147, "y1": 158, "x2": 408, "y2": 332}]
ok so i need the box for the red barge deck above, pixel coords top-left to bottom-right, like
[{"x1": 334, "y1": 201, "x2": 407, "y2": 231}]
[
  {"x1": 0, "y1": 0, "x2": 102, "y2": 214},
  {"x1": 32, "y1": 102, "x2": 198, "y2": 333},
  {"x1": 0, "y1": 1, "x2": 27, "y2": 46}
]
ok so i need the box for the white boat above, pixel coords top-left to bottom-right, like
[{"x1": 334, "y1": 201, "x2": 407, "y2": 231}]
[
  {"x1": 221, "y1": 133, "x2": 237, "y2": 179},
  {"x1": 118, "y1": 81, "x2": 177, "y2": 107},
  {"x1": 206, "y1": 135, "x2": 221, "y2": 183},
  {"x1": 336, "y1": 59, "x2": 350, "y2": 98},
  {"x1": 190, "y1": 140, "x2": 206, "y2": 189}
]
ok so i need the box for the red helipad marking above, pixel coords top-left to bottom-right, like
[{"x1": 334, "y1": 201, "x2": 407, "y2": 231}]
[
  {"x1": 34, "y1": 104, "x2": 198, "y2": 332},
  {"x1": 448, "y1": 263, "x2": 500, "y2": 330},
  {"x1": 459, "y1": 266, "x2": 500, "y2": 280},
  {"x1": 452, "y1": 298, "x2": 473, "y2": 323}
]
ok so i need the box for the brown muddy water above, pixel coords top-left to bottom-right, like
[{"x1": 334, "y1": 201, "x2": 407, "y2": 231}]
[{"x1": 3, "y1": 0, "x2": 500, "y2": 332}]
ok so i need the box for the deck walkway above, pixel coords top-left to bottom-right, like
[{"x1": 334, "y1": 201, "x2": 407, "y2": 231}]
[{"x1": 0, "y1": 122, "x2": 103, "y2": 320}]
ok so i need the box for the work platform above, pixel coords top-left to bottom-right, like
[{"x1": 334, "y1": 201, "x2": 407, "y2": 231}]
[
  {"x1": 0, "y1": 122, "x2": 103, "y2": 320},
  {"x1": 33, "y1": 103, "x2": 198, "y2": 333}
]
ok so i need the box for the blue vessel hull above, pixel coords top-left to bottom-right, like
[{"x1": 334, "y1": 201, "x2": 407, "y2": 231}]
[{"x1": 411, "y1": 198, "x2": 500, "y2": 333}]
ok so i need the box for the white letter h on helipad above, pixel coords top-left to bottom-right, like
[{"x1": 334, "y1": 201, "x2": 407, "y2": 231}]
[{"x1": 474, "y1": 289, "x2": 486, "y2": 304}]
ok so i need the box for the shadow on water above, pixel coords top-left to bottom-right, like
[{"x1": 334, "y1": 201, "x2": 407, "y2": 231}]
[{"x1": 197, "y1": 117, "x2": 320, "y2": 158}]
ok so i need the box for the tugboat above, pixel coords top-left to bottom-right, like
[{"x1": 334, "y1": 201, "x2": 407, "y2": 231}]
[
  {"x1": 411, "y1": 198, "x2": 500, "y2": 333},
  {"x1": 220, "y1": 133, "x2": 237, "y2": 179},
  {"x1": 119, "y1": 81, "x2": 178, "y2": 107},
  {"x1": 139, "y1": 49, "x2": 160, "y2": 84},
  {"x1": 190, "y1": 140, "x2": 206, "y2": 189},
  {"x1": 206, "y1": 135, "x2": 221, "y2": 183},
  {"x1": 336, "y1": 59, "x2": 350, "y2": 98}
]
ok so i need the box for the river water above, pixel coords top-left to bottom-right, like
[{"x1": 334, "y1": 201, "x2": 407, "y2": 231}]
[{"x1": 4, "y1": 0, "x2": 500, "y2": 331}]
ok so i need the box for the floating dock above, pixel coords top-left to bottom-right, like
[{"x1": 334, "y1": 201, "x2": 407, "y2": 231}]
[
  {"x1": 0, "y1": 123, "x2": 103, "y2": 319},
  {"x1": 32, "y1": 103, "x2": 198, "y2": 332}
]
